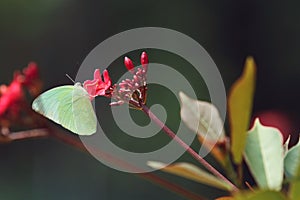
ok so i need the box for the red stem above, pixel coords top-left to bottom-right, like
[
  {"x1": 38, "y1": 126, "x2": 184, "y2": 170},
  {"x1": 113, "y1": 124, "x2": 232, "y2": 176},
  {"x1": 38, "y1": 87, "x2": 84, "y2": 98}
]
[
  {"x1": 4, "y1": 105, "x2": 206, "y2": 200},
  {"x1": 50, "y1": 129, "x2": 207, "y2": 200},
  {"x1": 1, "y1": 126, "x2": 205, "y2": 200},
  {"x1": 141, "y1": 103, "x2": 239, "y2": 192}
]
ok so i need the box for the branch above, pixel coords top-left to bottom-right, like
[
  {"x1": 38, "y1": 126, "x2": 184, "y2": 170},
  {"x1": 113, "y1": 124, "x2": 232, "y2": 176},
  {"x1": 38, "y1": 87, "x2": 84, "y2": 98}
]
[
  {"x1": 141, "y1": 103, "x2": 239, "y2": 192},
  {"x1": 0, "y1": 126, "x2": 205, "y2": 200},
  {"x1": 0, "y1": 128, "x2": 49, "y2": 143},
  {"x1": 49, "y1": 129, "x2": 206, "y2": 200}
]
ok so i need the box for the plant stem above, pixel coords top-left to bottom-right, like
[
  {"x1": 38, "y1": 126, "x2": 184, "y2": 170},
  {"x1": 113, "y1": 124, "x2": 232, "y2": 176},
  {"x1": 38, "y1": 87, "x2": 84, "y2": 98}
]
[
  {"x1": 141, "y1": 103, "x2": 239, "y2": 192},
  {"x1": 1, "y1": 126, "x2": 205, "y2": 200},
  {"x1": 237, "y1": 164, "x2": 244, "y2": 188},
  {"x1": 0, "y1": 128, "x2": 48, "y2": 143},
  {"x1": 49, "y1": 129, "x2": 206, "y2": 200}
]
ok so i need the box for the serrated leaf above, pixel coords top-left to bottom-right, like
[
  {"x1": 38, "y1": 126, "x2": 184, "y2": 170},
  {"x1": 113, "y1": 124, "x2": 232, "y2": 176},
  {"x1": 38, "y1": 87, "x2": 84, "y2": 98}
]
[
  {"x1": 284, "y1": 140, "x2": 300, "y2": 178},
  {"x1": 179, "y1": 92, "x2": 225, "y2": 143},
  {"x1": 244, "y1": 119, "x2": 284, "y2": 190},
  {"x1": 148, "y1": 161, "x2": 232, "y2": 191},
  {"x1": 229, "y1": 57, "x2": 256, "y2": 164},
  {"x1": 234, "y1": 190, "x2": 286, "y2": 200}
]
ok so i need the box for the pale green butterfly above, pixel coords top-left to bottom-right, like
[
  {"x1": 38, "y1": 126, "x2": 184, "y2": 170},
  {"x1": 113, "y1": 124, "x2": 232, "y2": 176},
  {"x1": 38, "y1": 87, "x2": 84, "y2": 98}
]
[{"x1": 32, "y1": 83, "x2": 97, "y2": 135}]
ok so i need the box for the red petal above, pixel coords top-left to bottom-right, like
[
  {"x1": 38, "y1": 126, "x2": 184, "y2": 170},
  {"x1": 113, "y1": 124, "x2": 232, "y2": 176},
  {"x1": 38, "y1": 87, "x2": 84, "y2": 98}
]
[
  {"x1": 140, "y1": 52, "x2": 149, "y2": 70},
  {"x1": 103, "y1": 69, "x2": 111, "y2": 87},
  {"x1": 95, "y1": 88, "x2": 106, "y2": 96},
  {"x1": 124, "y1": 57, "x2": 135, "y2": 72},
  {"x1": 23, "y1": 62, "x2": 39, "y2": 79},
  {"x1": 0, "y1": 80, "x2": 23, "y2": 116},
  {"x1": 83, "y1": 69, "x2": 112, "y2": 98},
  {"x1": 0, "y1": 85, "x2": 7, "y2": 94},
  {"x1": 83, "y1": 79, "x2": 98, "y2": 97},
  {"x1": 93, "y1": 69, "x2": 102, "y2": 82}
]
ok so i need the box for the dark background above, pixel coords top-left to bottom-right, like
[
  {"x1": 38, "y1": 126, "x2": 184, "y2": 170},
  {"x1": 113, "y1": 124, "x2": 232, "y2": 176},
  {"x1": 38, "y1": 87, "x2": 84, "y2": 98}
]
[{"x1": 0, "y1": 1, "x2": 299, "y2": 199}]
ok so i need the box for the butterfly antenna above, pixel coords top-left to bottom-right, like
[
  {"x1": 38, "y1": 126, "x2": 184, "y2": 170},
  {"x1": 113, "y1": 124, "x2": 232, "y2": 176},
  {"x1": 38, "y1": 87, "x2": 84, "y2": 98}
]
[{"x1": 66, "y1": 74, "x2": 75, "y2": 83}]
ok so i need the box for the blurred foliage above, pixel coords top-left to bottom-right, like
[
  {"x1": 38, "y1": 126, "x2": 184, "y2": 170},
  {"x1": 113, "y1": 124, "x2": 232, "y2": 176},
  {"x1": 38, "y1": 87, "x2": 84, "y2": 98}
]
[{"x1": 229, "y1": 57, "x2": 256, "y2": 164}]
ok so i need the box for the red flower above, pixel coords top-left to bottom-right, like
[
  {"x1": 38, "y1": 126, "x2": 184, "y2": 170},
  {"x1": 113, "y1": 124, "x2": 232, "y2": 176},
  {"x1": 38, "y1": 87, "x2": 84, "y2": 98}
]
[
  {"x1": 83, "y1": 52, "x2": 149, "y2": 109},
  {"x1": 110, "y1": 52, "x2": 148, "y2": 109},
  {"x1": 22, "y1": 62, "x2": 42, "y2": 96},
  {"x1": 83, "y1": 69, "x2": 112, "y2": 99},
  {"x1": 0, "y1": 74, "x2": 24, "y2": 116},
  {"x1": 23, "y1": 62, "x2": 39, "y2": 86},
  {"x1": 0, "y1": 62, "x2": 41, "y2": 117}
]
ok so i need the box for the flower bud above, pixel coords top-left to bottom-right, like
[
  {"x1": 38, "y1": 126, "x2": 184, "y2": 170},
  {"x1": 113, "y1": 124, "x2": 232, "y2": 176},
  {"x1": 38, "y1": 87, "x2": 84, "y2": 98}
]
[
  {"x1": 124, "y1": 56, "x2": 135, "y2": 73},
  {"x1": 140, "y1": 52, "x2": 149, "y2": 70}
]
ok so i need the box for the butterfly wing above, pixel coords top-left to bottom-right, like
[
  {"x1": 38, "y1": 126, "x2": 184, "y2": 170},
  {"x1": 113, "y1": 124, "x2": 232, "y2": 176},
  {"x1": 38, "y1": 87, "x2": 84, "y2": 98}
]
[
  {"x1": 71, "y1": 84, "x2": 97, "y2": 135},
  {"x1": 32, "y1": 85, "x2": 96, "y2": 135}
]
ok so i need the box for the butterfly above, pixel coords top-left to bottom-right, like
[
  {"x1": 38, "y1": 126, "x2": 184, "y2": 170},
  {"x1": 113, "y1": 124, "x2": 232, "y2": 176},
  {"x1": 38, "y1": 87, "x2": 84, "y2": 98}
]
[{"x1": 32, "y1": 83, "x2": 97, "y2": 135}]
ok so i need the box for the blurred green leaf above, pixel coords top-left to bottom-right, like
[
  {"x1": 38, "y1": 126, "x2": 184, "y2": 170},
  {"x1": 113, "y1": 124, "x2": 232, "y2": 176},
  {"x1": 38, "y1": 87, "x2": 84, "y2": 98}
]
[
  {"x1": 244, "y1": 119, "x2": 284, "y2": 191},
  {"x1": 179, "y1": 92, "x2": 225, "y2": 143},
  {"x1": 147, "y1": 161, "x2": 232, "y2": 191},
  {"x1": 234, "y1": 190, "x2": 286, "y2": 200},
  {"x1": 216, "y1": 196, "x2": 234, "y2": 200},
  {"x1": 229, "y1": 57, "x2": 256, "y2": 164},
  {"x1": 284, "y1": 140, "x2": 300, "y2": 178},
  {"x1": 289, "y1": 165, "x2": 300, "y2": 200}
]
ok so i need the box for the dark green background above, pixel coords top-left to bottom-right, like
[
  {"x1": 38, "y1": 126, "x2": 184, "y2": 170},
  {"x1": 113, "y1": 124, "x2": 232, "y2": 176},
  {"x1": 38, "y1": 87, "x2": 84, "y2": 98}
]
[{"x1": 0, "y1": 1, "x2": 299, "y2": 199}]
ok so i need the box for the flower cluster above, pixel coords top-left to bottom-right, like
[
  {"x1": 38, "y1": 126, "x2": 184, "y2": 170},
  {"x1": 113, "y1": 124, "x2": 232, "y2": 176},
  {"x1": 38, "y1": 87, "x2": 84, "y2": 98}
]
[
  {"x1": 0, "y1": 62, "x2": 41, "y2": 117},
  {"x1": 83, "y1": 69, "x2": 111, "y2": 100},
  {"x1": 83, "y1": 52, "x2": 149, "y2": 109}
]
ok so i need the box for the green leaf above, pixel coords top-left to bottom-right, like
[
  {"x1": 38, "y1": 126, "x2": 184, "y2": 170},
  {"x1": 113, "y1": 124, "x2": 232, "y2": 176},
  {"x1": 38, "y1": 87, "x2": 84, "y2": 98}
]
[
  {"x1": 284, "y1": 140, "x2": 300, "y2": 178},
  {"x1": 216, "y1": 197, "x2": 234, "y2": 200},
  {"x1": 289, "y1": 165, "x2": 300, "y2": 200},
  {"x1": 147, "y1": 161, "x2": 232, "y2": 191},
  {"x1": 229, "y1": 57, "x2": 256, "y2": 164},
  {"x1": 244, "y1": 119, "x2": 284, "y2": 191},
  {"x1": 179, "y1": 92, "x2": 225, "y2": 143},
  {"x1": 234, "y1": 190, "x2": 286, "y2": 200}
]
